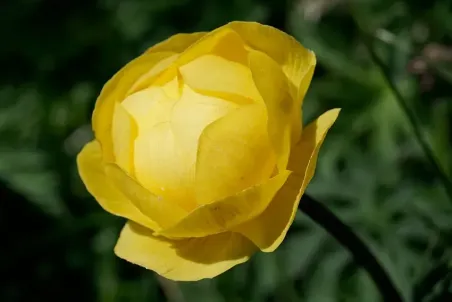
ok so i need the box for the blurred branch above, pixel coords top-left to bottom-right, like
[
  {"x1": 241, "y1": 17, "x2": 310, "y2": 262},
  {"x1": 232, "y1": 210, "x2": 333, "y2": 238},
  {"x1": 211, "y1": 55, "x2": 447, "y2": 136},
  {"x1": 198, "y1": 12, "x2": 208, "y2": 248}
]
[
  {"x1": 350, "y1": 6, "x2": 452, "y2": 203},
  {"x1": 412, "y1": 210, "x2": 452, "y2": 301},
  {"x1": 413, "y1": 260, "x2": 451, "y2": 302},
  {"x1": 156, "y1": 275, "x2": 185, "y2": 302},
  {"x1": 300, "y1": 194, "x2": 404, "y2": 302}
]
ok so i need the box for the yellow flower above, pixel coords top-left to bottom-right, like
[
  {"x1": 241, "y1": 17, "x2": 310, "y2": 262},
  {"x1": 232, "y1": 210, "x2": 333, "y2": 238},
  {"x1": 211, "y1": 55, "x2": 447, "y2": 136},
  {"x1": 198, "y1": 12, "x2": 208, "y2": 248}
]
[{"x1": 77, "y1": 21, "x2": 340, "y2": 281}]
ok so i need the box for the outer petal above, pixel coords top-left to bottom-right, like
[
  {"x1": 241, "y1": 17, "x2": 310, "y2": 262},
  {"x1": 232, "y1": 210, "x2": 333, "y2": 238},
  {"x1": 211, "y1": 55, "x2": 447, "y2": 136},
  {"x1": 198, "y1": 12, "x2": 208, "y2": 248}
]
[
  {"x1": 76, "y1": 140, "x2": 158, "y2": 230},
  {"x1": 179, "y1": 54, "x2": 260, "y2": 104},
  {"x1": 227, "y1": 21, "x2": 316, "y2": 144},
  {"x1": 146, "y1": 32, "x2": 206, "y2": 54},
  {"x1": 104, "y1": 164, "x2": 187, "y2": 229},
  {"x1": 115, "y1": 222, "x2": 257, "y2": 281},
  {"x1": 248, "y1": 49, "x2": 293, "y2": 171},
  {"x1": 227, "y1": 21, "x2": 316, "y2": 101},
  {"x1": 93, "y1": 51, "x2": 176, "y2": 162},
  {"x1": 128, "y1": 33, "x2": 208, "y2": 94},
  {"x1": 290, "y1": 64, "x2": 315, "y2": 144},
  {"x1": 157, "y1": 170, "x2": 291, "y2": 238},
  {"x1": 153, "y1": 26, "x2": 251, "y2": 87},
  {"x1": 195, "y1": 104, "x2": 276, "y2": 205},
  {"x1": 174, "y1": 26, "x2": 248, "y2": 66},
  {"x1": 111, "y1": 102, "x2": 137, "y2": 174},
  {"x1": 93, "y1": 33, "x2": 206, "y2": 162},
  {"x1": 233, "y1": 109, "x2": 340, "y2": 252},
  {"x1": 131, "y1": 33, "x2": 207, "y2": 93}
]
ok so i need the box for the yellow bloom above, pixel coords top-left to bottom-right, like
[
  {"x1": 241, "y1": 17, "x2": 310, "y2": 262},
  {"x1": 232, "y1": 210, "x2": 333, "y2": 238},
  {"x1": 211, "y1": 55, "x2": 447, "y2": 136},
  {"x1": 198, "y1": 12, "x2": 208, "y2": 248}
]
[{"x1": 77, "y1": 21, "x2": 340, "y2": 281}]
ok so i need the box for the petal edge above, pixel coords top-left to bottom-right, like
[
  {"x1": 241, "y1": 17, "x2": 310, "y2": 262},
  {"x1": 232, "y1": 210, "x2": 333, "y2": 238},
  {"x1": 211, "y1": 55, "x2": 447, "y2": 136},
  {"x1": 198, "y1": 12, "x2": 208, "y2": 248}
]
[
  {"x1": 114, "y1": 222, "x2": 257, "y2": 281},
  {"x1": 233, "y1": 109, "x2": 340, "y2": 251},
  {"x1": 158, "y1": 170, "x2": 291, "y2": 238},
  {"x1": 76, "y1": 140, "x2": 158, "y2": 230}
]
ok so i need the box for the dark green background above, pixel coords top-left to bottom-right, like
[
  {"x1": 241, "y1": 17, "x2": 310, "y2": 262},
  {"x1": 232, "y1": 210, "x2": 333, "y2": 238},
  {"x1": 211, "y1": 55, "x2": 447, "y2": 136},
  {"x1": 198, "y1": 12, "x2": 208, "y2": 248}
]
[{"x1": 1, "y1": 0, "x2": 452, "y2": 301}]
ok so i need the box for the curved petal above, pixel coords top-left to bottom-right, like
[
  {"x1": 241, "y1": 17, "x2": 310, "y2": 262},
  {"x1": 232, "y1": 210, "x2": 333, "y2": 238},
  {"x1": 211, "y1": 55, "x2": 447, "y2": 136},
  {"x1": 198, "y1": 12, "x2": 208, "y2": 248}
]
[
  {"x1": 248, "y1": 49, "x2": 293, "y2": 171},
  {"x1": 227, "y1": 21, "x2": 316, "y2": 101},
  {"x1": 227, "y1": 21, "x2": 316, "y2": 144},
  {"x1": 232, "y1": 109, "x2": 340, "y2": 252},
  {"x1": 120, "y1": 87, "x2": 167, "y2": 134},
  {"x1": 133, "y1": 32, "x2": 207, "y2": 93},
  {"x1": 146, "y1": 32, "x2": 206, "y2": 54},
  {"x1": 92, "y1": 51, "x2": 177, "y2": 162},
  {"x1": 154, "y1": 26, "x2": 250, "y2": 87},
  {"x1": 126, "y1": 54, "x2": 179, "y2": 95},
  {"x1": 157, "y1": 170, "x2": 291, "y2": 238},
  {"x1": 131, "y1": 86, "x2": 238, "y2": 211},
  {"x1": 76, "y1": 140, "x2": 158, "y2": 230},
  {"x1": 111, "y1": 102, "x2": 137, "y2": 174},
  {"x1": 175, "y1": 26, "x2": 248, "y2": 66},
  {"x1": 290, "y1": 64, "x2": 315, "y2": 144},
  {"x1": 195, "y1": 104, "x2": 276, "y2": 205},
  {"x1": 115, "y1": 222, "x2": 257, "y2": 281},
  {"x1": 94, "y1": 32, "x2": 207, "y2": 154},
  {"x1": 104, "y1": 164, "x2": 187, "y2": 229},
  {"x1": 179, "y1": 54, "x2": 260, "y2": 104}
]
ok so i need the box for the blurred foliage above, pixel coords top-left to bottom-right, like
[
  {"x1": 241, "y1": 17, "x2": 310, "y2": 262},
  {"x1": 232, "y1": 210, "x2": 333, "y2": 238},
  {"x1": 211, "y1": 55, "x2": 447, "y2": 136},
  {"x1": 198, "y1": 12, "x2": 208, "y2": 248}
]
[{"x1": 1, "y1": 0, "x2": 452, "y2": 301}]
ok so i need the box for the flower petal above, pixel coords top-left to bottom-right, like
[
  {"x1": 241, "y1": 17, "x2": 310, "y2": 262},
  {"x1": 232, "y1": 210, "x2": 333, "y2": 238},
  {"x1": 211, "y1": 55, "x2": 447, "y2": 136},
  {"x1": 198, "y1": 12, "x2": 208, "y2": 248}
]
[
  {"x1": 126, "y1": 54, "x2": 179, "y2": 95},
  {"x1": 195, "y1": 104, "x2": 276, "y2": 205},
  {"x1": 132, "y1": 86, "x2": 238, "y2": 210},
  {"x1": 153, "y1": 26, "x2": 250, "y2": 86},
  {"x1": 114, "y1": 222, "x2": 257, "y2": 281},
  {"x1": 130, "y1": 32, "x2": 207, "y2": 92},
  {"x1": 179, "y1": 54, "x2": 260, "y2": 103},
  {"x1": 104, "y1": 164, "x2": 187, "y2": 229},
  {"x1": 120, "y1": 87, "x2": 166, "y2": 134},
  {"x1": 93, "y1": 33, "x2": 206, "y2": 162},
  {"x1": 290, "y1": 61, "x2": 315, "y2": 144},
  {"x1": 227, "y1": 21, "x2": 316, "y2": 101},
  {"x1": 76, "y1": 140, "x2": 158, "y2": 230},
  {"x1": 227, "y1": 21, "x2": 316, "y2": 144},
  {"x1": 176, "y1": 27, "x2": 248, "y2": 66},
  {"x1": 146, "y1": 32, "x2": 206, "y2": 54},
  {"x1": 111, "y1": 102, "x2": 137, "y2": 174},
  {"x1": 233, "y1": 109, "x2": 340, "y2": 251},
  {"x1": 158, "y1": 170, "x2": 291, "y2": 238},
  {"x1": 92, "y1": 51, "x2": 176, "y2": 162},
  {"x1": 248, "y1": 49, "x2": 293, "y2": 171}
]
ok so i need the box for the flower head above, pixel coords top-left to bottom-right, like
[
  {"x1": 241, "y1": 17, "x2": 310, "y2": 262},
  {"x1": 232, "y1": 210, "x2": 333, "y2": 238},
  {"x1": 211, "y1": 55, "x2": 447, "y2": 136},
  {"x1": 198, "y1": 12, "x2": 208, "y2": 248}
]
[{"x1": 77, "y1": 21, "x2": 340, "y2": 281}]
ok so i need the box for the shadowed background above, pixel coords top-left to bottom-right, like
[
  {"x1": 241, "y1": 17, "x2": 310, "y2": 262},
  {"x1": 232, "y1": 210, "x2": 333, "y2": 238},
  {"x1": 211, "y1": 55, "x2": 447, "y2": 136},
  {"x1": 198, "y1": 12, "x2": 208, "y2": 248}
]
[{"x1": 1, "y1": 0, "x2": 452, "y2": 301}]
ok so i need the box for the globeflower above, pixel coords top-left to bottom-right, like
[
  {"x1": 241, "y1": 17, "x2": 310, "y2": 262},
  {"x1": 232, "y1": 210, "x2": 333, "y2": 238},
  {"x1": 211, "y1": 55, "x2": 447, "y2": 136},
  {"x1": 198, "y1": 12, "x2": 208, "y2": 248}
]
[{"x1": 77, "y1": 21, "x2": 340, "y2": 281}]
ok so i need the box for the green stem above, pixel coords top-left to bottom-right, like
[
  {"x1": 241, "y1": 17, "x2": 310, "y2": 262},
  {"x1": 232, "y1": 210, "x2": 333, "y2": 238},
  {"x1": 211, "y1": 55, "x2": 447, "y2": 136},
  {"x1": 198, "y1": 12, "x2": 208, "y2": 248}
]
[
  {"x1": 413, "y1": 261, "x2": 451, "y2": 302},
  {"x1": 299, "y1": 194, "x2": 404, "y2": 302}
]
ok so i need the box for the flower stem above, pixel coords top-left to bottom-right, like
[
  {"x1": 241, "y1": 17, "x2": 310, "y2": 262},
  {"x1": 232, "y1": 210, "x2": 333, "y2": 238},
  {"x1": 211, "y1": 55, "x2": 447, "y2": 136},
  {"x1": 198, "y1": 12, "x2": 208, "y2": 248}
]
[
  {"x1": 350, "y1": 8, "x2": 452, "y2": 203},
  {"x1": 366, "y1": 39, "x2": 452, "y2": 200},
  {"x1": 299, "y1": 194, "x2": 404, "y2": 302},
  {"x1": 413, "y1": 261, "x2": 451, "y2": 302}
]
